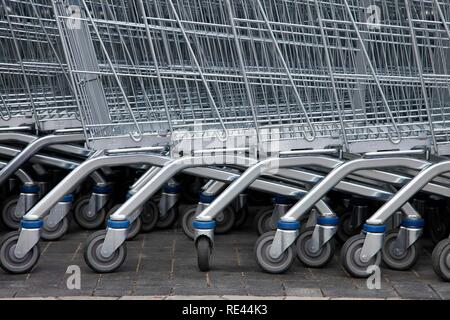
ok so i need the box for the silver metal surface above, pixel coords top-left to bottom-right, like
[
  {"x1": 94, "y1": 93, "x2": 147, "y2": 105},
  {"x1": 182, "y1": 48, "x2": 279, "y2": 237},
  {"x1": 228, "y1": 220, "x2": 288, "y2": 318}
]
[
  {"x1": 0, "y1": 134, "x2": 85, "y2": 186},
  {"x1": 269, "y1": 229, "x2": 299, "y2": 260},
  {"x1": 194, "y1": 229, "x2": 215, "y2": 246},
  {"x1": 100, "y1": 228, "x2": 128, "y2": 258},
  {"x1": 14, "y1": 228, "x2": 41, "y2": 259},
  {"x1": 391, "y1": 226, "x2": 423, "y2": 255},
  {"x1": 45, "y1": 201, "x2": 72, "y2": 228},
  {"x1": 360, "y1": 232, "x2": 385, "y2": 263},
  {"x1": 309, "y1": 225, "x2": 337, "y2": 254}
]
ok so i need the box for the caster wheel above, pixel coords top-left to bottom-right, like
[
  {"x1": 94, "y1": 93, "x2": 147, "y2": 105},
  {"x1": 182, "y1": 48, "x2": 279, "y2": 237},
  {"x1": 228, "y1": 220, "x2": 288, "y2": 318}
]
[
  {"x1": 296, "y1": 227, "x2": 335, "y2": 268},
  {"x1": 140, "y1": 200, "x2": 159, "y2": 233},
  {"x1": 157, "y1": 207, "x2": 178, "y2": 229},
  {"x1": 1, "y1": 196, "x2": 21, "y2": 230},
  {"x1": 83, "y1": 230, "x2": 127, "y2": 273},
  {"x1": 254, "y1": 231, "x2": 294, "y2": 274},
  {"x1": 41, "y1": 217, "x2": 70, "y2": 241},
  {"x1": 215, "y1": 206, "x2": 235, "y2": 234},
  {"x1": 253, "y1": 207, "x2": 277, "y2": 236},
  {"x1": 107, "y1": 205, "x2": 141, "y2": 240},
  {"x1": 196, "y1": 237, "x2": 212, "y2": 272},
  {"x1": 234, "y1": 206, "x2": 248, "y2": 228},
  {"x1": 381, "y1": 230, "x2": 421, "y2": 270},
  {"x1": 432, "y1": 238, "x2": 450, "y2": 281},
  {"x1": 73, "y1": 195, "x2": 107, "y2": 230},
  {"x1": 341, "y1": 234, "x2": 382, "y2": 278},
  {"x1": 336, "y1": 211, "x2": 359, "y2": 243},
  {"x1": 181, "y1": 204, "x2": 197, "y2": 240},
  {"x1": 0, "y1": 231, "x2": 40, "y2": 274}
]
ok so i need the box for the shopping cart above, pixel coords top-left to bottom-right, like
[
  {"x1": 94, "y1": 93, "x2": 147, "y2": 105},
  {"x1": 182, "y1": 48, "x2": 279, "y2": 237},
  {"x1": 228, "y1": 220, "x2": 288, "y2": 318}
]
[{"x1": 0, "y1": 0, "x2": 114, "y2": 238}]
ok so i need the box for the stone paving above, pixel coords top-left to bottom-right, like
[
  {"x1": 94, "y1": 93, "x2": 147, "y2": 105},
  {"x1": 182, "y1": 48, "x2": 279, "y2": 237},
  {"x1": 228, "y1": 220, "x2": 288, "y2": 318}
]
[{"x1": 0, "y1": 210, "x2": 449, "y2": 300}]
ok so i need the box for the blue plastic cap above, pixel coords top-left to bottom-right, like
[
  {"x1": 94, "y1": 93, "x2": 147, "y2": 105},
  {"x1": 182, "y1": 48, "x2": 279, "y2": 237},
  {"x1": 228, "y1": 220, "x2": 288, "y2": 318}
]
[
  {"x1": 92, "y1": 185, "x2": 112, "y2": 194},
  {"x1": 199, "y1": 193, "x2": 216, "y2": 204},
  {"x1": 401, "y1": 218, "x2": 425, "y2": 228},
  {"x1": 192, "y1": 220, "x2": 216, "y2": 230},
  {"x1": 21, "y1": 219, "x2": 44, "y2": 229},
  {"x1": 60, "y1": 194, "x2": 74, "y2": 202},
  {"x1": 273, "y1": 195, "x2": 297, "y2": 205},
  {"x1": 107, "y1": 219, "x2": 130, "y2": 229},
  {"x1": 163, "y1": 184, "x2": 182, "y2": 194},
  {"x1": 277, "y1": 220, "x2": 300, "y2": 230},
  {"x1": 20, "y1": 184, "x2": 40, "y2": 194},
  {"x1": 363, "y1": 224, "x2": 386, "y2": 233},
  {"x1": 317, "y1": 216, "x2": 339, "y2": 226}
]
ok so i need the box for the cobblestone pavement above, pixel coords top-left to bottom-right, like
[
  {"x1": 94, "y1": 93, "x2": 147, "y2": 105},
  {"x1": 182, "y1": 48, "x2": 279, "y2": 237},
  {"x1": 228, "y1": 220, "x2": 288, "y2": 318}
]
[{"x1": 0, "y1": 209, "x2": 449, "y2": 300}]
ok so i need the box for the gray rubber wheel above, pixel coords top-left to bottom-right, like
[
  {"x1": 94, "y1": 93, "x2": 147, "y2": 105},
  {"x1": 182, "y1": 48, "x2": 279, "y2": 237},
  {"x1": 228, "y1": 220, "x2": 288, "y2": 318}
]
[
  {"x1": 336, "y1": 211, "x2": 357, "y2": 243},
  {"x1": 157, "y1": 207, "x2": 178, "y2": 229},
  {"x1": 1, "y1": 196, "x2": 21, "y2": 230},
  {"x1": 41, "y1": 217, "x2": 70, "y2": 241},
  {"x1": 196, "y1": 237, "x2": 212, "y2": 272},
  {"x1": 382, "y1": 230, "x2": 421, "y2": 270},
  {"x1": 0, "y1": 231, "x2": 40, "y2": 274},
  {"x1": 181, "y1": 204, "x2": 198, "y2": 240},
  {"x1": 107, "y1": 204, "x2": 141, "y2": 240},
  {"x1": 254, "y1": 207, "x2": 277, "y2": 236},
  {"x1": 432, "y1": 238, "x2": 450, "y2": 281},
  {"x1": 73, "y1": 195, "x2": 107, "y2": 230},
  {"x1": 83, "y1": 230, "x2": 127, "y2": 273},
  {"x1": 254, "y1": 231, "x2": 294, "y2": 274},
  {"x1": 341, "y1": 234, "x2": 382, "y2": 278},
  {"x1": 214, "y1": 206, "x2": 235, "y2": 234},
  {"x1": 140, "y1": 200, "x2": 159, "y2": 233},
  {"x1": 296, "y1": 227, "x2": 335, "y2": 268}
]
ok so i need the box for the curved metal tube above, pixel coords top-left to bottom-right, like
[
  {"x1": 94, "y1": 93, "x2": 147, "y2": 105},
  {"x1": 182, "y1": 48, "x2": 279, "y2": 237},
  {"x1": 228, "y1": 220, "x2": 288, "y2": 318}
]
[
  {"x1": 0, "y1": 145, "x2": 105, "y2": 184},
  {"x1": 22, "y1": 154, "x2": 174, "y2": 220},
  {"x1": 0, "y1": 133, "x2": 90, "y2": 157},
  {"x1": 0, "y1": 161, "x2": 34, "y2": 184},
  {"x1": 367, "y1": 160, "x2": 450, "y2": 225},
  {"x1": 198, "y1": 156, "x2": 436, "y2": 221},
  {"x1": 109, "y1": 155, "x2": 257, "y2": 220},
  {"x1": 280, "y1": 157, "x2": 433, "y2": 222},
  {"x1": 0, "y1": 134, "x2": 85, "y2": 185}
]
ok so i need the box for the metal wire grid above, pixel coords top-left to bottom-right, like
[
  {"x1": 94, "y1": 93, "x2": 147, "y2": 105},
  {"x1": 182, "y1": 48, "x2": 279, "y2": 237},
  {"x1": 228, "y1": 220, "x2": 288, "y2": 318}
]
[
  {"x1": 0, "y1": 0, "x2": 80, "y2": 130},
  {"x1": 53, "y1": 0, "x2": 450, "y2": 153}
]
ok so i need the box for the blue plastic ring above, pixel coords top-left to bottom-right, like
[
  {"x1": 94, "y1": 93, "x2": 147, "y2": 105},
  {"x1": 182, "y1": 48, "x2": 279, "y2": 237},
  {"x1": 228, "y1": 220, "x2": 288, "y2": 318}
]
[
  {"x1": 21, "y1": 219, "x2": 44, "y2": 229},
  {"x1": 317, "y1": 216, "x2": 339, "y2": 226},
  {"x1": 60, "y1": 194, "x2": 74, "y2": 202},
  {"x1": 401, "y1": 219, "x2": 425, "y2": 228},
  {"x1": 273, "y1": 195, "x2": 297, "y2": 205},
  {"x1": 163, "y1": 184, "x2": 182, "y2": 194},
  {"x1": 92, "y1": 185, "x2": 112, "y2": 194},
  {"x1": 20, "y1": 184, "x2": 39, "y2": 193},
  {"x1": 107, "y1": 219, "x2": 130, "y2": 229},
  {"x1": 363, "y1": 224, "x2": 386, "y2": 233},
  {"x1": 199, "y1": 193, "x2": 216, "y2": 204},
  {"x1": 277, "y1": 220, "x2": 300, "y2": 230},
  {"x1": 192, "y1": 220, "x2": 216, "y2": 229}
]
